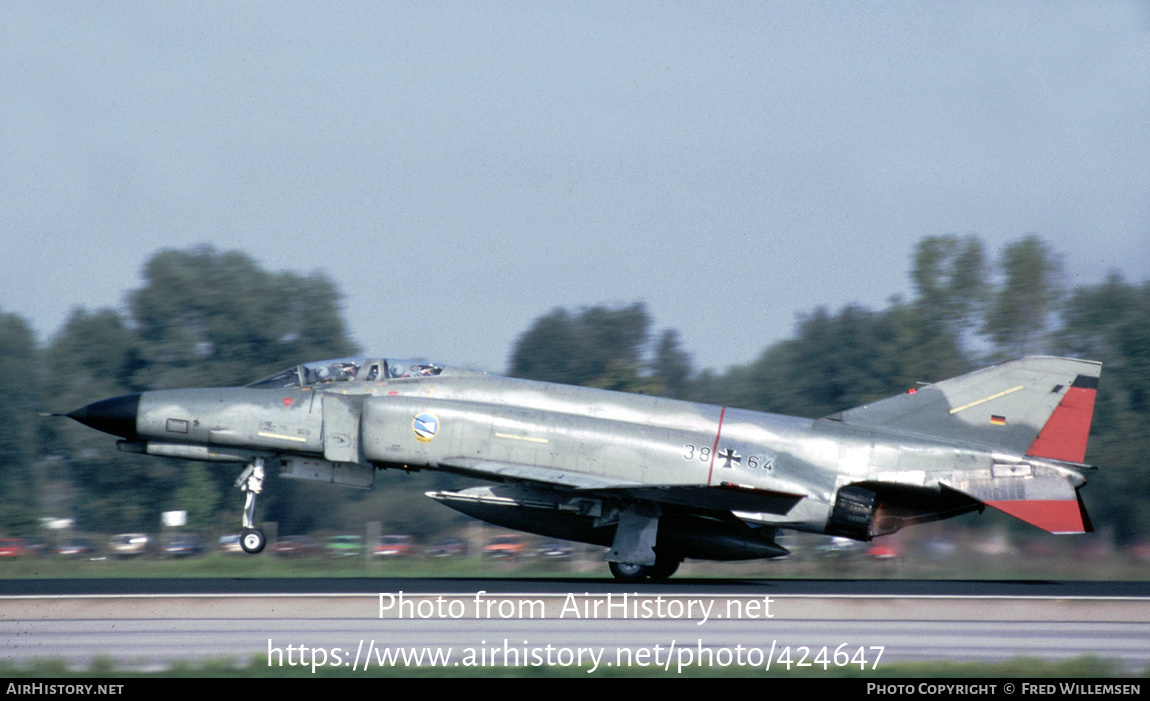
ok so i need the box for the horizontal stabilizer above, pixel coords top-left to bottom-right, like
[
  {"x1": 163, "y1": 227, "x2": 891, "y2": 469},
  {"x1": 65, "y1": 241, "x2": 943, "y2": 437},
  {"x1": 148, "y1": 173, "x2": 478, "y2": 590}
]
[
  {"x1": 941, "y1": 475, "x2": 1091, "y2": 534},
  {"x1": 984, "y1": 498, "x2": 1089, "y2": 534}
]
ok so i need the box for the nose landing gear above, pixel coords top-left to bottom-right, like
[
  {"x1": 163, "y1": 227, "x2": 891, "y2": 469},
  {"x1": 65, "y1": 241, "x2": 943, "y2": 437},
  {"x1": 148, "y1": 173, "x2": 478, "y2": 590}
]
[{"x1": 235, "y1": 458, "x2": 267, "y2": 554}]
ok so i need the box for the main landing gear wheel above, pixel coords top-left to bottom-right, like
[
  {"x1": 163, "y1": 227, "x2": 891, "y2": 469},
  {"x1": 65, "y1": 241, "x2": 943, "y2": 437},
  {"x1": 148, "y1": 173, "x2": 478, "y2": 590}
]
[
  {"x1": 609, "y1": 552, "x2": 683, "y2": 583},
  {"x1": 241, "y1": 529, "x2": 266, "y2": 554},
  {"x1": 609, "y1": 561, "x2": 650, "y2": 583}
]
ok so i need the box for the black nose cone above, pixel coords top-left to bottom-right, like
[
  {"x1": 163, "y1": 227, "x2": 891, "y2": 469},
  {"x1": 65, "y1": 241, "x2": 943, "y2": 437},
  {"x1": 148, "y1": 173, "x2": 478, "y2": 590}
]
[{"x1": 67, "y1": 394, "x2": 141, "y2": 439}]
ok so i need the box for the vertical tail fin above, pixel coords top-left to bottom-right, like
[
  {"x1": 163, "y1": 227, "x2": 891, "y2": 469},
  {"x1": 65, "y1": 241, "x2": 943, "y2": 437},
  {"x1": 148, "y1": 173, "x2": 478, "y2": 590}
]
[{"x1": 830, "y1": 356, "x2": 1101, "y2": 458}]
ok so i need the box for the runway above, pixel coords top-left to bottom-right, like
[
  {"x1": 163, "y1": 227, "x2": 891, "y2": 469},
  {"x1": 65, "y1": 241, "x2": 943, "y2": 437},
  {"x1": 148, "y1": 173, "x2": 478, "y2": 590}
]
[{"x1": 3, "y1": 579, "x2": 1149, "y2": 674}]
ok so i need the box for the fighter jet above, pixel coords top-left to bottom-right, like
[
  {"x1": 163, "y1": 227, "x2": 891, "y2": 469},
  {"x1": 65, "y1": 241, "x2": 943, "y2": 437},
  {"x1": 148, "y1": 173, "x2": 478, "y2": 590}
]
[{"x1": 66, "y1": 355, "x2": 1099, "y2": 581}]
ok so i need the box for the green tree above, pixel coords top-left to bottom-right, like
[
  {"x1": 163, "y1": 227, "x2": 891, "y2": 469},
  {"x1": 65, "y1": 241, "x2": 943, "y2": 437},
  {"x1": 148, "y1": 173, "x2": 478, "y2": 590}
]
[
  {"x1": 42, "y1": 308, "x2": 154, "y2": 532},
  {"x1": 508, "y1": 303, "x2": 669, "y2": 394},
  {"x1": 168, "y1": 463, "x2": 221, "y2": 534},
  {"x1": 728, "y1": 305, "x2": 915, "y2": 418},
  {"x1": 129, "y1": 245, "x2": 358, "y2": 389},
  {"x1": 652, "y1": 330, "x2": 693, "y2": 400},
  {"x1": 905, "y1": 234, "x2": 986, "y2": 373},
  {"x1": 911, "y1": 234, "x2": 987, "y2": 336},
  {"x1": 507, "y1": 308, "x2": 584, "y2": 385},
  {"x1": 0, "y1": 310, "x2": 41, "y2": 532},
  {"x1": 982, "y1": 235, "x2": 1063, "y2": 358},
  {"x1": 45, "y1": 308, "x2": 142, "y2": 404}
]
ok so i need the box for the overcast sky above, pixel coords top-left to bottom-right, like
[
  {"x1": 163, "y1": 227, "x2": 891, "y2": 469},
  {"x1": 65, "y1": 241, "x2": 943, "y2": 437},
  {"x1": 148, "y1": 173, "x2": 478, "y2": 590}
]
[{"x1": 3, "y1": 2, "x2": 1148, "y2": 374}]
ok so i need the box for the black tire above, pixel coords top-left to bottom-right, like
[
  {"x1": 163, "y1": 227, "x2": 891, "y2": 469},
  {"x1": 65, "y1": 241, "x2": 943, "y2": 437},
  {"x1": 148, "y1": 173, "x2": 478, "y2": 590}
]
[
  {"x1": 241, "y1": 529, "x2": 266, "y2": 554},
  {"x1": 608, "y1": 561, "x2": 650, "y2": 583},
  {"x1": 648, "y1": 553, "x2": 682, "y2": 581}
]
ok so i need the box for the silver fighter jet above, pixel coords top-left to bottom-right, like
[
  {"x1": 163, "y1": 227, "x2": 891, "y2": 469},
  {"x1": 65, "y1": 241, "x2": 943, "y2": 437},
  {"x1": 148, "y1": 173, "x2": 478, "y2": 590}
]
[{"x1": 67, "y1": 355, "x2": 1100, "y2": 581}]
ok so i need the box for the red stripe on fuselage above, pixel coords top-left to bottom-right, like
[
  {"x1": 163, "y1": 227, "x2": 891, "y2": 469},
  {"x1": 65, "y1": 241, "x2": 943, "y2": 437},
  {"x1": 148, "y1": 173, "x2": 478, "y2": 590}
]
[
  {"x1": 1025, "y1": 386, "x2": 1096, "y2": 463},
  {"x1": 706, "y1": 407, "x2": 726, "y2": 485}
]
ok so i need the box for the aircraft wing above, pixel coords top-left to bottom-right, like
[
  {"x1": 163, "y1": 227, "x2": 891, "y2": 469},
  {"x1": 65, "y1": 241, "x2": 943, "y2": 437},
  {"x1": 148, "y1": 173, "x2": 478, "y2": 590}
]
[
  {"x1": 436, "y1": 457, "x2": 642, "y2": 490},
  {"x1": 436, "y1": 457, "x2": 806, "y2": 515},
  {"x1": 593, "y1": 484, "x2": 807, "y2": 515}
]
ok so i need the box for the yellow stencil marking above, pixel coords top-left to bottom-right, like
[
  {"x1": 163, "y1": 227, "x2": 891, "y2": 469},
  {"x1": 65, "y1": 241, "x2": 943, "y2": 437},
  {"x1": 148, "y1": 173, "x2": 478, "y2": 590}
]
[
  {"x1": 949, "y1": 385, "x2": 1024, "y2": 415},
  {"x1": 257, "y1": 431, "x2": 308, "y2": 443},
  {"x1": 495, "y1": 433, "x2": 549, "y2": 444}
]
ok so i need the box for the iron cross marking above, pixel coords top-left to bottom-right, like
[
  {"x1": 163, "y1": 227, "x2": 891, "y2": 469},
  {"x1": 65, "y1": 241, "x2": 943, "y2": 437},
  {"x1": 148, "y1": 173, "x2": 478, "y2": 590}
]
[{"x1": 718, "y1": 448, "x2": 742, "y2": 468}]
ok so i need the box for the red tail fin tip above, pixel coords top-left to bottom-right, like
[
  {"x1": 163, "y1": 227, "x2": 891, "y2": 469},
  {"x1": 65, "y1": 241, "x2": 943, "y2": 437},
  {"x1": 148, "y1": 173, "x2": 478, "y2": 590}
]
[{"x1": 1025, "y1": 375, "x2": 1098, "y2": 464}]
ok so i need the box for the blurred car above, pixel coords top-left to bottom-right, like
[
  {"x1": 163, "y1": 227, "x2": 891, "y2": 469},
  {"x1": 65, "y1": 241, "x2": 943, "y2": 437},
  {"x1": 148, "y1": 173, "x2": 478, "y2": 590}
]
[
  {"x1": 814, "y1": 536, "x2": 864, "y2": 559},
  {"x1": 158, "y1": 534, "x2": 203, "y2": 558},
  {"x1": 21, "y1": 536, "x2": 49, "y2": 557},
  {"x1": 325, "y1": 535, "x2": 364, "y2": 558},
  {"x1": 1075, "y1": 539, "x2": 1110, "y2": 562},
  {"x1": 218, "y1": 534, "x2": 243, "y2": 554},
  {"x1": 537, "y1": 541, "x2": 574, "y2": 559},
  {"x1": 1127, "y1": 539, "x2": 1150, "y2": 563},
  {"x1": 976, "y1": 533, "x2": 1018, "y2": 557},
  {"x1": 53, "y1": 538, "x2": 95, "y2": 558},
  {"x1": 425, "y1": 537, "x2": 468, "y2": 558},
  {"x1": 1020, "y1": 540, "x2": 1057, "y2": 558},
  {"x1": 924, "y1": 538, "x2": 957, "y2": 559},
  {"x1": 866, "y1": 543, "x2": 899, "y2": 560},
  {"x1": 372, "y1": 534, "x2": 416, "y2": 558},
  {"x1": 0, "y1": 538, "x2": 26, "y2": 559},
  {"x1": 109, "y1": 533, "x2": 150, "y2": 558},
  {"x1": 272, "y1": 535, "x2": 318, "y2": 557},
  {"x1": 484, "y1": 534, "x2": 526, "y2": 560}
]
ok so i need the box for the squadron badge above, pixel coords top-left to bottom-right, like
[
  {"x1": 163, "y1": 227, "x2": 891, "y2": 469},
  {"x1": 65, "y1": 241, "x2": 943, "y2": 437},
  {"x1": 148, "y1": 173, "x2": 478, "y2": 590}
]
[{"x1": 412, "y1": 413, "x2": 440, "y2": 443}]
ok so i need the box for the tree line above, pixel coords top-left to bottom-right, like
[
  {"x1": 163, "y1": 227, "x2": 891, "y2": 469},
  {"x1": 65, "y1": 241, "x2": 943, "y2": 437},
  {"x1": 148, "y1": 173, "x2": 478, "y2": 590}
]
[{"x1": 0, "y1": 236, "x2": 1146, "y2": 543}]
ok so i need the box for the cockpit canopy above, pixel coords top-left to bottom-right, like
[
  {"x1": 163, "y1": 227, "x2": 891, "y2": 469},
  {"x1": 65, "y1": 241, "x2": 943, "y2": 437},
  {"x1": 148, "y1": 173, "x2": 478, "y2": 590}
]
[{"x1": 247, "y1": 358, "x2": 443, "y2": 389}]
